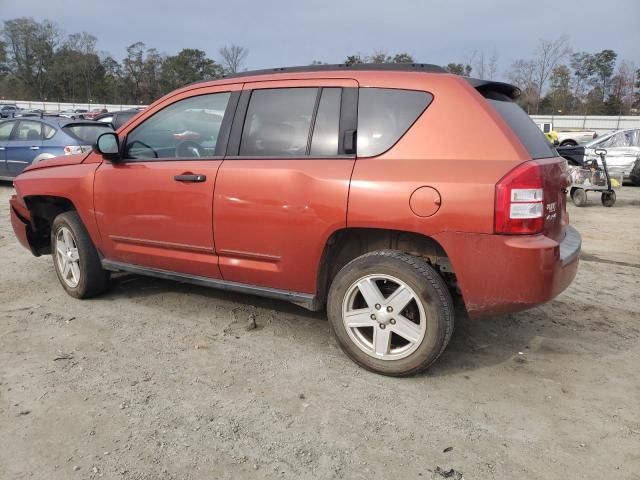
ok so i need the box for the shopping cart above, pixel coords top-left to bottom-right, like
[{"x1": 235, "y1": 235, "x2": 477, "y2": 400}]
[{"x1": 567, "y1": 148, "x2": 621, "y2": 207}]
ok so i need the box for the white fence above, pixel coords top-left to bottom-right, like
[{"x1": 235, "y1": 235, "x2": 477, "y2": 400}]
[
  {"x1": 529, "y1": 115, "x2": 640, "y2": 134},
  {"x1": 5, "y1": 100, "x2": 143, "y2": 112}
]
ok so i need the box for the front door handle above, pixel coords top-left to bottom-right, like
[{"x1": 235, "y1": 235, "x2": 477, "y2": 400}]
[
  {"x1": 30, "y1": 146, "x2": 40, "y2": 150},
  {"x1": 174, "y1": 173, "x2": 206, "y2": 183},
  {"x1": 0, "y1": 147, "x2": 5, "y2": 151}
]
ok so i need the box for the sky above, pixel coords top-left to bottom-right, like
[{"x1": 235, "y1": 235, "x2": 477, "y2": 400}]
[{"x1": 1, "y1": 0, "x2": 639, "y2": 81}]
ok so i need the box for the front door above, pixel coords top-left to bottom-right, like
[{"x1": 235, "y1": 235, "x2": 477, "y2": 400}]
[
  {"x1": 93, "y1": 86, "x2": 239, "y2": 278},
  {"x1": 214, "y1": 79, "x2": 358, "y2": 293},
  {"x1": 6, "y1": 120, "x2": 43, "y2": 176}
]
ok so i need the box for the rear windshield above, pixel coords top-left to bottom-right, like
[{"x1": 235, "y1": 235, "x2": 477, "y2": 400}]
[
  {"x1": 63, "y1": 124, "x2": 113, "y2": 143},
  {"x1": 485, "y1": 92, "x2": 556, "y2": 159}
]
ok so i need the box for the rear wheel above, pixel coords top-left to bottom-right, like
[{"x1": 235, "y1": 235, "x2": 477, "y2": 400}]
[
  {"x1": 327, "y1": 250, "x2": 454, "y2": 376},
  {"x1": 601, "y1": 191, "x2": 616, "y2": 207},
  {"x1": 51, "y1": 211, "x2": 110, "y2": 298},
  {"x1": 570, "y1": 187, "x2": 587, "y2": 207}
]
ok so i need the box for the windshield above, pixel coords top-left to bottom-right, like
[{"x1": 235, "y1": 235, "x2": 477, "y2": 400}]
[{"x1": 63, "y1": 124, "x2": 113, "y2": 143}]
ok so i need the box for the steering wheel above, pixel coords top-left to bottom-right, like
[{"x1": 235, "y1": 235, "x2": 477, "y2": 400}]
[
  {"x1": 127, "y1": 140, "x2": 158, "y2": 159},
  {"x1": 176, "y1": 140, "x2": 206, "y2": 158}
]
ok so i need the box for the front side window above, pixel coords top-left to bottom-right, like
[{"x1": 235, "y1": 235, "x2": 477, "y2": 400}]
[
  {"x1": 240, "y1": 88, "x2": 317, "y2": 157},
  {"x1": 13, "y1": 121, "x2": 42, "y2": 141},
  {"x1": 357, "y1": 88, "x2": 432, "y2": 157},
  {"x1": 125, "y1": 92, "x2": 231, "y2": 160},
  {"x1": 0, "y1": 121, "x2": 15, "y2": 141}
]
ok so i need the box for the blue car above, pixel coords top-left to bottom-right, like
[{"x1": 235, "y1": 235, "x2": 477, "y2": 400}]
[{"x1": 0, "y1": 116, "x2": 113, "y2": 180}]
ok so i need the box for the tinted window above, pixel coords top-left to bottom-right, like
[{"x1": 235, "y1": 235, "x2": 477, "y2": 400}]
[
  {"x1": 13, "y1": 121, "x2": 42, "y2": 141},
  {"x1": 63, "y1": 124, "x2": 112, "y2": 143},
  {"x1": 240, "y1": 88, "x2": 317, "y2": 157},
  {"x1": 357, "y1": 88, "x2": 431, "y2": 157},
  {"x1": 126, "y1": 93, "x2": 230, "y2": 160},
  {"x1": 486, "y1": 93, "x2": 556, "y2": 159},
  {"x1": 0, "y1": 121, "x2": 15, "y2": 141},
  {"x1": 310, "y1": 88, "x2": 341, "y2": 156}
]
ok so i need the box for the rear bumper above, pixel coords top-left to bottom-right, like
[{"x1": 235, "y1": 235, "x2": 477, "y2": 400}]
[
  {"x1": 9, "y1": 195, "x2": 38, "y2": 255},
  {"x1": 436, "y1": 226, "x2": 581, "y2": 319}
]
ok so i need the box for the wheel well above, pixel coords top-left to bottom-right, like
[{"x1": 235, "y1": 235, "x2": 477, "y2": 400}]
[
  {"x1": 315, "y1": 228, "x2": 456, "y2": 310},
  {"x1": 560, "y1": 139, "x2": 577, "y2": 146},
  {"x1": 23, "y1": 196, "x2": 76, "y2": 255}
]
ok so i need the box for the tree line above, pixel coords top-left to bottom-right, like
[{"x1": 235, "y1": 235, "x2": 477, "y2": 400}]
[
  {"x1": 1, "y1": 18, "x2": 638, "y2": 116},
  {"x1": 0, "y1": 17, "x2": 248, "y2": 105}
]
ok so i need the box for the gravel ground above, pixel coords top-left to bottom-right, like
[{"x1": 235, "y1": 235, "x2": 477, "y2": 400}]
[{"x1": 0, "y1": 182, "x2": 639, "y2": 480}]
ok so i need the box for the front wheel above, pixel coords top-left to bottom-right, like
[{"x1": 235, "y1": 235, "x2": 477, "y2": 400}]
[
  {"x1": 51, "y1": 211, "x2": 111, "y2": 298},
  {"x1": 571, "y1": 187, "x2": 588, "y2": 207},
  {"x1": 327, "y1": 250, "x2": 454, "y2": 376}
]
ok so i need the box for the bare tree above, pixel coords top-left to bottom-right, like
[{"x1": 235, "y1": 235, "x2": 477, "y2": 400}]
[
  {"x1": 507, "y1": 59, "x2": 538, "y2": 113},
  {"x1": 531, "y1": 36, "x2": 571, "y2": 113},
  {"x1": 487, "y1": 51, "x2": 498, "y2": 80},
  {"x1": 219, "y1": 44, "x2": 249, "y2": 74}
]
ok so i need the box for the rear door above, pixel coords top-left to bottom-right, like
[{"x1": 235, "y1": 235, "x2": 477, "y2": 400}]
[
  {"x1": 0, "y1": 120, "x2": 16, "y2": 178},
  {"x1": 6, "y1": 120, "x2": 43, "y2": 176},
  {"x1": 213, "y1": 79, "x2": 358, "y2": 293}
]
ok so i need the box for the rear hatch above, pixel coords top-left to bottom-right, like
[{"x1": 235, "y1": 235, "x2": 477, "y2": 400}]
[{"x1": 470, "y1": 80, "x2": 568, "y2": 243}]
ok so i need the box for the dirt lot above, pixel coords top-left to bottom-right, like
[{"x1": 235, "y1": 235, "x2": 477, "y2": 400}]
[{"x1": 0, "y1": 182, "x2": 638, "y2": 480}]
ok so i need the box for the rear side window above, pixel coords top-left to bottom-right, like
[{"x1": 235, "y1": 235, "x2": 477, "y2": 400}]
[
  {"x1": 13, "y1": 120, "x2": 42, "y2": 141},
  {"x1": 310, "y1": 88, "x2": 341, "y2": 156},
  {"x1": 485, "y1": 93, "x2": 556, "y2": 159},
  {"x1": 357, "y1": 88, "x2": 432, "y2": 157},
  {"x1": 63, "y1": 124, "x2": 113, "y2": 143},
  {"x1": 240, "y1": 88, "x2": 317, "y2": 157},
  {"x1": 43, "y1": 124, "x2": 56, "y2": 139}
]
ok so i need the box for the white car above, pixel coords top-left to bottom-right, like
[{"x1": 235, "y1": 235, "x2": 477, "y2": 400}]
[{"x1": 585, "y1": 129, "x2": 640, "y2": 185}]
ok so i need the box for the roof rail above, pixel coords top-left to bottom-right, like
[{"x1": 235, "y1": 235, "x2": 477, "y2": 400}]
[{"x1": 188, "y1": 62, "x2": 447, "y2": 85}]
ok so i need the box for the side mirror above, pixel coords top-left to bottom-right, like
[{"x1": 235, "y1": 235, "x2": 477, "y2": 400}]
[{"x1": 94, "y1": 132, "x2": 121, "y2": 161}]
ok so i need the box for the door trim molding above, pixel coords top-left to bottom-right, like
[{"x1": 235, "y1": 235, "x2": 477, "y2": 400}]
[
  {"x1": 101, "y1": 259, "x2": 319, "y2": 310},
  {"x1": 109, "y1": 235, "x2": 212, "y2": 253}
]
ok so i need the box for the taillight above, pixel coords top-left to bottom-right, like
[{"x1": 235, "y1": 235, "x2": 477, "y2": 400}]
[
  {"x1": 495, "y1": 161, "x2": 544, "y2": 234},
  {"x1": 64, "y1": 145, "x2": 92, "y2": 155},
  {"x1": 592, "y1": 132, "x2": 598, "y2": 139}
]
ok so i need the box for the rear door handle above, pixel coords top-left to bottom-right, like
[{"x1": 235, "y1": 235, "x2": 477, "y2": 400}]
[
  {"x1": 174, "y1": 173, "x2": 206, "y2": 183},
  {"x1": 30, "y1": 146, "x2": 39, "y2": 150},
  {"x1": 0, "y1": 147, "x2": 5, "y2": 151}
]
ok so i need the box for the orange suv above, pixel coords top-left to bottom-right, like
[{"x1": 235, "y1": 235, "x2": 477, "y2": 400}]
[{"x1": 9, "y1": 64, "x2": 580, "y2": 376}]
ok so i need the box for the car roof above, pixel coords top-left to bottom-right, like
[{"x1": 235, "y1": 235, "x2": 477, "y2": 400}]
[{"x1": 185, "y1": 63, "x2": 520, "y2": 99}]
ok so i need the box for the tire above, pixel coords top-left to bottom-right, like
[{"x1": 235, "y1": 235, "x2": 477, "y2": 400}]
[
  {"x1": 601, "y1": 191, "x2": 616, "y2": 207},
  {"x1": 560, "y1": 140, "x2": 578, "y2": 147},
  {"x1": 327, "y1": 250, "x2": 454, "y2": 376},
  {"x1": 629, "y1": 160, "x2": 640, "y2": 186},
  {"x1": 571, "y1": 187, "x2": 587, "y2": 207},
  {"x1": 51, "y1": 211, "x2": 110, "y2": 298}
]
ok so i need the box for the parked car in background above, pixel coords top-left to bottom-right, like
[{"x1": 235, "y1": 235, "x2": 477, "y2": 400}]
[
  {"x1": 83, "y1": 108, "x2": 108, "y2": 120},
  {"x1": 558, "y1": 128, "x2": 640, "y2": 185},
  {"x1": 536, "y1": 122, "x2": 597, "y2": 146},
  {"x1": 94, "y1": 108, "x2": 145, "y2": 130},
  {"x1": 0, "y1": 104, "x2": 20, "y2": 118},
  {"x1": 0, "y1": 117, "x2": 113, "y2": 179},
  {"x1": 8, "y1": 64, "x2": 580, "y2": 376}
]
